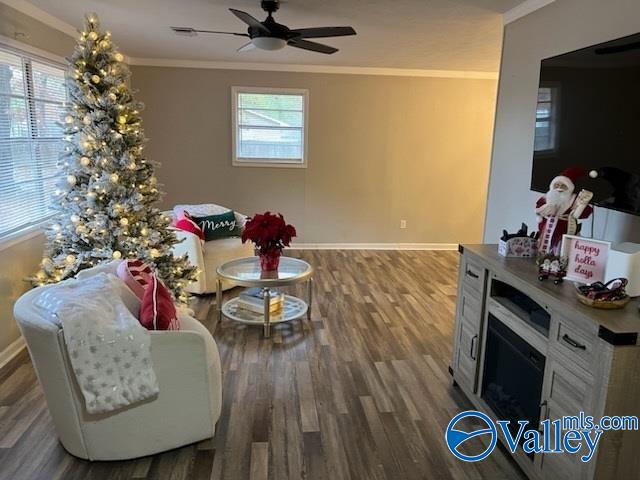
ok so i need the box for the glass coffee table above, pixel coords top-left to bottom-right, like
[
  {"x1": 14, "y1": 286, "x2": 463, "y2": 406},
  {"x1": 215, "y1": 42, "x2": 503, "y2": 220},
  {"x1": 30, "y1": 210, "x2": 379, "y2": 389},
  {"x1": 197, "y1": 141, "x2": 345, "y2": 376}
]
[{"x1": 216, "y1": 256, "x2": 314, "y2": 338}]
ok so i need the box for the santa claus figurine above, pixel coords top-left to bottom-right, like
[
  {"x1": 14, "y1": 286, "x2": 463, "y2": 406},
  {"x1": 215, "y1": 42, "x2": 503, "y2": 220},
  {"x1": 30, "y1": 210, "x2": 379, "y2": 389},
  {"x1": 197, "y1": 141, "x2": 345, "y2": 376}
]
[{"x1": 535, "y1": 167, "x2": 595, "y2": 256}]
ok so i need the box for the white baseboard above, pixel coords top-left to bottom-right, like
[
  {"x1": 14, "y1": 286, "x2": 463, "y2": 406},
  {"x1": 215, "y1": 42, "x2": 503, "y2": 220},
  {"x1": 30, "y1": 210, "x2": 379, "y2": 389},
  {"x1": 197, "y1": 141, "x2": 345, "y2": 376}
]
[
  {"x1": 0, "y1": 336, "x2": 26, "y2": 372},
  {"x1": 290, "y1": 243, "x2": 458, "y2": 251}
]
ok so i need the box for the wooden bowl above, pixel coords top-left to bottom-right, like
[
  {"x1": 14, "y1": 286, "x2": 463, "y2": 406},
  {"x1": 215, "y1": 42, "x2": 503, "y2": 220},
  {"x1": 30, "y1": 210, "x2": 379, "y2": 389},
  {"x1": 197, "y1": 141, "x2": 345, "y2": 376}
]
[{"x1": 576, "y1": 293, "x2": 631, "y2": 309}]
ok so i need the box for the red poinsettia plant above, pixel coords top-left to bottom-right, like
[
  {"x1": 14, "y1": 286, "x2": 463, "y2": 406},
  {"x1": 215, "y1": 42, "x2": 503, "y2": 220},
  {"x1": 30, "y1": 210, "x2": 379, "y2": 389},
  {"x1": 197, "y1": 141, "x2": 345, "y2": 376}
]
[{"x1": 241, "y1": 212, "x2": 297, "y2": 255}]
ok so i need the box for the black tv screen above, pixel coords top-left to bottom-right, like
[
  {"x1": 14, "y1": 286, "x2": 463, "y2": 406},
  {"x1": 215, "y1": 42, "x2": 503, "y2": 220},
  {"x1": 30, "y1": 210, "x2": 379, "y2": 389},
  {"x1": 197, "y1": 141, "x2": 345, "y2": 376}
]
[{"x1": 531, "y1": 32, "x2": 640, "y2": 216}]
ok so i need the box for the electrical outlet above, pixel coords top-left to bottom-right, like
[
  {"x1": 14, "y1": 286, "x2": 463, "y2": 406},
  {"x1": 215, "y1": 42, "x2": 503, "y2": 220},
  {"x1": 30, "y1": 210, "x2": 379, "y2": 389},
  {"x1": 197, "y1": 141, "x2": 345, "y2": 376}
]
[{"x1": 400, "y1": 220, "x2": 407, "y2": 229}]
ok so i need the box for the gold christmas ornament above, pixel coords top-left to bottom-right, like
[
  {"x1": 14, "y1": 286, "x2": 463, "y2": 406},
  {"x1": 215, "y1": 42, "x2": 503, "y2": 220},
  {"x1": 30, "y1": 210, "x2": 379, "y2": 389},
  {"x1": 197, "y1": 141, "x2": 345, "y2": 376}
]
[
  {"x1": 119, "y1": 217, "x2": 129, "y2": 226},
  {"x1": 70, "y1": 214, "x2": 80, "y2": 223},
  {"x1": 80, "y1": 156, "x2": 90, "y2": 166},
  {"x1": 83, "y1": 115, "x2": 91, "y2": 125},
  {"x1": 110, "y1": 173, "x2": 119, "y2": 183},
  {"x1": 88, "y1": 31, "x2": 98, "y2": 40},
  {"x1": 91, "y1": 74, "x2": 100, "y2": 84},
  {"x1": 108, "y1": 92, "x2": 117, "y2": 101},
  {"x1": 67, "y1": 174, "x2": 77, "y2": 185},
  {"x1": 64, "y1": 115, "x2": 73, "y2": 123},
  {"x1": 112, "y1": 250, "x2": 122, "y2": 259},
  {"x1": 114, "y1": 53, "x2": 124, "y2": 62},
  {"x1": 150, "y1": 248, "x2": 161, "y2": 258}
]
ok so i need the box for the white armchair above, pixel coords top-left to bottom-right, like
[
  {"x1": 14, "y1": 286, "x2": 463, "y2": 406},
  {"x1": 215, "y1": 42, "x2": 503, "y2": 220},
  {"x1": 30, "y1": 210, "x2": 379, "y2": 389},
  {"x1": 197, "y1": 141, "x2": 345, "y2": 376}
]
[
  {"x1": 171, "y1": 204, "x2": 254, "y2": 294},
  {"x1": 13, "y1": 269, "x2": 222, "y2": 461}
]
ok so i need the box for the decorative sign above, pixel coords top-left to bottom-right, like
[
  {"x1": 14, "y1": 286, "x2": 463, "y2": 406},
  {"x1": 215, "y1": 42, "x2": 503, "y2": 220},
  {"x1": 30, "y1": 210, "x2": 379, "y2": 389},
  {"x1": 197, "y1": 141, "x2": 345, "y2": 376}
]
[{"x1": 561, "y1": 235, "x2": 610, "y2": 284}]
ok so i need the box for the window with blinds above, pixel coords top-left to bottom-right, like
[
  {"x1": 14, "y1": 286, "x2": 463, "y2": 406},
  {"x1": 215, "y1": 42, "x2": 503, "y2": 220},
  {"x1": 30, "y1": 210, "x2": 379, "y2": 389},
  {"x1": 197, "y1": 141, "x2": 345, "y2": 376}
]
[
  {"x1": 0, "y1": 47, "x2": 66, "y2": 239},
  {"x1": 232, "y1": 87, "x2": 308, "y2": 167}
]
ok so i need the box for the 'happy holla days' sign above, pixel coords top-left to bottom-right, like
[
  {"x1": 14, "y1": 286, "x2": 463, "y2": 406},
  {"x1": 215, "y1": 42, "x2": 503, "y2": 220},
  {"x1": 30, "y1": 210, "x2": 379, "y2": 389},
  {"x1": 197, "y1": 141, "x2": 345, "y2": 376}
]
[{"x1": 561, "y1": 235, "x2": 611, "y2": 284}]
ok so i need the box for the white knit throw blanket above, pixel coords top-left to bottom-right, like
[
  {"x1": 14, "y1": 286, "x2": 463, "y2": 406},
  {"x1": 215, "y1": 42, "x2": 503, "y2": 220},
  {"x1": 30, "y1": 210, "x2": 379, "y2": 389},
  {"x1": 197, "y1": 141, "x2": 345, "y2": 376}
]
[{"x1": 34, "y1": 273, "x2": 159, "y2": 414}]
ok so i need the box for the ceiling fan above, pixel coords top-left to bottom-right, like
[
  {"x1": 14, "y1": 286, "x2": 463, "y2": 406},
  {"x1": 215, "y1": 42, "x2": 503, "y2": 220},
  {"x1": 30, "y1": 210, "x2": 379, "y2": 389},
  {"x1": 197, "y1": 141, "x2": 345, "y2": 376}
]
[{"x1": 171, "y1": 0, "x2": 356, "y2": 54}]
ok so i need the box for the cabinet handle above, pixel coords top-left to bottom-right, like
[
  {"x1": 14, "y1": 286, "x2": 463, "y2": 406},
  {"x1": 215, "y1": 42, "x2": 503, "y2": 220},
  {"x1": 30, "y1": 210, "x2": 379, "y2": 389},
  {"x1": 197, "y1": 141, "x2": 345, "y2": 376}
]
[
  {"x1": 562, "y1": 334, "x2": 586, "y2": 350},
  {"x1": 470, "y1": 334, "x2": 478, "y2": 360},
  {"x1": 466, "y1": 269, "x2": 479, "y2": 279},
  {"x1": 540, "y1": 400, "x2": 549, "y2": 423}
]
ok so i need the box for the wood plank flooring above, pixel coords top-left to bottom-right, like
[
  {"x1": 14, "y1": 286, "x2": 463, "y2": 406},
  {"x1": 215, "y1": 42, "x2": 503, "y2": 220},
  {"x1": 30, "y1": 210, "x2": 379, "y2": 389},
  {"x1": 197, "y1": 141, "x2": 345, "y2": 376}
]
[{"x1": 0, "y1": 250, "x2": 525, "y2": 479}]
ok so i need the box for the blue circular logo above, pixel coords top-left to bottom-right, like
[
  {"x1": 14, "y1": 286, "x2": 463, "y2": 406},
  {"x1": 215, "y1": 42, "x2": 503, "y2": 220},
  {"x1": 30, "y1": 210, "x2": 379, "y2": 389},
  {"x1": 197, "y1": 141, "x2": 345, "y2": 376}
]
[{"x1": 445, "y1": 410, "x2": 497, "y2": 462}]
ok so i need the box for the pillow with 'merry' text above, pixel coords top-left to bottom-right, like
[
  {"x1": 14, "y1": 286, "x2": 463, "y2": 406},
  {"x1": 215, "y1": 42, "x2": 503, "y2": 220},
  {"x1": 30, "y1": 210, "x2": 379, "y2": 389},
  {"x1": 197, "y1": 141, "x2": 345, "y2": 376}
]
[{"x1": 191, "y1": 211, "x2": 241, "y2": 241}]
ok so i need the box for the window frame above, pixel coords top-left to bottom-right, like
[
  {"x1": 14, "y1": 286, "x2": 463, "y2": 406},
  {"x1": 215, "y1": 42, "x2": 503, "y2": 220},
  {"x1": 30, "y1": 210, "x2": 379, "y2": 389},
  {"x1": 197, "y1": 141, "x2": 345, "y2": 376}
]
[
  {"x1": 231, "y1": 86, "x2": 309, "y2": 168},
  {"x1": 0, "y1": 39, "x2": 67, "y2": 244}
]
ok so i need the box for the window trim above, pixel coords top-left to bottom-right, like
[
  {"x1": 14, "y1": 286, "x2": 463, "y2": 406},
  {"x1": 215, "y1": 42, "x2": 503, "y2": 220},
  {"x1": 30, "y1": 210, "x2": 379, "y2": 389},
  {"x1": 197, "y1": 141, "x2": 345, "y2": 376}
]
[
  {"x1": 231, "y1": 86, "x2": 309, "y2": 168},
  {"x1": 0, "y1": 38, "x2": 66, "y2": 246}
]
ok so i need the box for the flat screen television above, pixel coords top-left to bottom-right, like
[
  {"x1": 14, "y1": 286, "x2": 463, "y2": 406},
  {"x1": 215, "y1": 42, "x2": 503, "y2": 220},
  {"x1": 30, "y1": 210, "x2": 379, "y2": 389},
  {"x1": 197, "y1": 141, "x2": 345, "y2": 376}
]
[{"x1": 531, "y1": 32, "x2": 640, "y2": 216}]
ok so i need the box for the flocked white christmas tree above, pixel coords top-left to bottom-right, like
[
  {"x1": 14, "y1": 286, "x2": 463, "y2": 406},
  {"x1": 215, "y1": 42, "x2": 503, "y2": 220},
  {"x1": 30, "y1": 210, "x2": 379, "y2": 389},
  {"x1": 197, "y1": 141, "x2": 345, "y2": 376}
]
[{"x1": 34, "y1": 13, "x2": 196, "y2": 302}]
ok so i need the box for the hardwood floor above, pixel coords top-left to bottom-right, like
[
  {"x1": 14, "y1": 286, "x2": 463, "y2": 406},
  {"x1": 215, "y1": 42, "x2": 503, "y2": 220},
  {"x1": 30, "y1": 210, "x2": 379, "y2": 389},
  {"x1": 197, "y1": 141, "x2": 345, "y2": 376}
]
[{"x1": 0, "y1": 250, "x2": 525, "y2": 480}]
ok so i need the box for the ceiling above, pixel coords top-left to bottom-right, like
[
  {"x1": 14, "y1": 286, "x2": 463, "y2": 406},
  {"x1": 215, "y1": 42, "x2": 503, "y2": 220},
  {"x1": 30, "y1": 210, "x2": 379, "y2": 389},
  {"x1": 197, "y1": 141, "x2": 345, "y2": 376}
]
[{"x1": 25, "y1": 0, "x2": 528, "y2": 72}]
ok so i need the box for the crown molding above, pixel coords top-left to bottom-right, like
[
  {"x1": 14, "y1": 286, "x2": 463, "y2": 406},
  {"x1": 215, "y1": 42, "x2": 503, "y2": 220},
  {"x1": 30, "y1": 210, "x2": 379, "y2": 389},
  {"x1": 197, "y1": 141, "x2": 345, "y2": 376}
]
[
  {"x1": 0, "y1": 0, "x2": 77, "y2": 37},
  {"x1": 128, "y1": 57, "x2": 499, "y2": 79},
  {"x1": 503, "y1": 0, "x2": 556, "y2": 25}
]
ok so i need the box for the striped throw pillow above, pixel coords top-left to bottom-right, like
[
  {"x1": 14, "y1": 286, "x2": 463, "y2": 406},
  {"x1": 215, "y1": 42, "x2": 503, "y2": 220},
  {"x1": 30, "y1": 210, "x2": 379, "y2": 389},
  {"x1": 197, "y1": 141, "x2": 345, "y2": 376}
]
[
  {"x1": 139, "y1": 274, "x2": 179, "y2": 331},
  {"x1": 116, "y1": 259, "x2": 153, "y2": 300}
]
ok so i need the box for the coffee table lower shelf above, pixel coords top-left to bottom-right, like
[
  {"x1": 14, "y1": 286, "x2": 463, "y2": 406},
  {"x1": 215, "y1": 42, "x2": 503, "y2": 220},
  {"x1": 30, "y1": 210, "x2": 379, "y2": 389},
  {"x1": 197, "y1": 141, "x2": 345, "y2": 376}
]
[{"x1": 221, "y1": 295, "x2": 308, "y2": 334}]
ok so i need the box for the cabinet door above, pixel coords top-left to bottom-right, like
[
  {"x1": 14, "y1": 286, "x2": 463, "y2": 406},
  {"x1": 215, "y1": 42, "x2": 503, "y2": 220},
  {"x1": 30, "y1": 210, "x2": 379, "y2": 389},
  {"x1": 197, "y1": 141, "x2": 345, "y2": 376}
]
[
  {"x1": 454, "y1": 291, "x2": 483, "y2": 393},
  {"x1": 537, "y1": 354, "x2": 595, "y2": 480}
]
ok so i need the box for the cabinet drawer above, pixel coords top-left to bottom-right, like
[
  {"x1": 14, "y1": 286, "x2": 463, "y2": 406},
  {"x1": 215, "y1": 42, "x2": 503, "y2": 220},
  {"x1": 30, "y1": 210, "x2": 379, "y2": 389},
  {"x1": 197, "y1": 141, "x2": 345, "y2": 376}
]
[
  {"x1": 461, "y1": 258, "x2": 486, "y2": 298},
  {"x1": 552, "y1": 319, "x2": 598, "y2": 374}
]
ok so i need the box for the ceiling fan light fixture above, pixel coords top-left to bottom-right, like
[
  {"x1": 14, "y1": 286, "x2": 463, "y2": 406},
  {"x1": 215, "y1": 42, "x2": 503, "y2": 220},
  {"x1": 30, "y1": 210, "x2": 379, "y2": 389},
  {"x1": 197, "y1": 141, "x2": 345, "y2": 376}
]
[{"x1": 251, "y1": 36, "x2": 287, "y2": 50}]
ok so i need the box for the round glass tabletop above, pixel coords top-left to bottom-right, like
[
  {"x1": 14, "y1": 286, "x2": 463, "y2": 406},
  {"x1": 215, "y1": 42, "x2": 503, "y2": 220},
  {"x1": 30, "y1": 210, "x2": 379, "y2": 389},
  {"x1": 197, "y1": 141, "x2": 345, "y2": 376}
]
[{"x1": 216, "y1": 256, "x2": 313, "y2": 287}]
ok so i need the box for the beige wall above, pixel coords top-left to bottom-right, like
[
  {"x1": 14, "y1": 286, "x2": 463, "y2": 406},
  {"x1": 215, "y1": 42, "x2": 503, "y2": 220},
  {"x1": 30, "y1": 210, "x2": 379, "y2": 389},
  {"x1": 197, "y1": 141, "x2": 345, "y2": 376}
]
[
  {"x1": 132, "y1": 66, "x2": 497, "y2": 244},
  {"x1": 0, "y1": 3, "x2": 74, "y2": 56},
  {"x1": 484, "y1": 0, "x2": 640, "y2": 243},
  {"x1": 0, "y1": 235, "x2": 45, "y2": 353},
  {"x1": 0, "y1": 5, "x2": 73, "y2": 355}
]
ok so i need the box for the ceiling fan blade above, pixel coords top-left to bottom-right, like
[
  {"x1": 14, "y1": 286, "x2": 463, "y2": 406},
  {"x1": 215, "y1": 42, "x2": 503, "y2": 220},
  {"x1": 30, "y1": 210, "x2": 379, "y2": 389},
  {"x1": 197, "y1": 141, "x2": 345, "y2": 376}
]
[
  {"x1": 287, "y1": 38, "x2": 338, "y2": 54},
  {"x1": 170, "y1": 26, "x2": 248, "y2": 37},
  {"x1": 229, "y1": 8, "x2": 271, "y2": 34},
  {"x1": 237, "y1": 42, "x2": 256, "y2": 53},
  {"x1": 289, "y1": 26, "x2": 356, "y2": 39}
]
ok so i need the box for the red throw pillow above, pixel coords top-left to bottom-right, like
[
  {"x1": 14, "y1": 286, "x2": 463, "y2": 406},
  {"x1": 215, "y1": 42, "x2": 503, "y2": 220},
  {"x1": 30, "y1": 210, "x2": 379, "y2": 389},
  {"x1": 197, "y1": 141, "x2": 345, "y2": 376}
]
[
  {"x1": 139, "y1": 275, "x2": 180, "y2": 330},
  {"x1": 117, "y1": 259, "x2": 153, "y2": 300},
  {"x1": 175, "y1": 212, "x2": 205, "y2": 241}
]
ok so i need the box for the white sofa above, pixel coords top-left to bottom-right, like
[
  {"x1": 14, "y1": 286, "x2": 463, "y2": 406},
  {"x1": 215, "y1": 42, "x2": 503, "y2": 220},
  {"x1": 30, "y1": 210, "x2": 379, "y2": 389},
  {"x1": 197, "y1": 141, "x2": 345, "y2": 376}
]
[
  {"x1": 171, "y1": 204, "x2": 255, "y2": 294},
  {"x1": 13, "y1": 266, "x2": 222, "y2": 461}
]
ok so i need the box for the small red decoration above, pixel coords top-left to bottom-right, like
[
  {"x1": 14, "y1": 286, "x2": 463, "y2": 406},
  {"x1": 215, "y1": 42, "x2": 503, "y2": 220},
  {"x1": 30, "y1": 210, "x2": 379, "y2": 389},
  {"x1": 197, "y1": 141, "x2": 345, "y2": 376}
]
[{"x1": 242, "y1": 212, "x2": 297, "y2": 271}]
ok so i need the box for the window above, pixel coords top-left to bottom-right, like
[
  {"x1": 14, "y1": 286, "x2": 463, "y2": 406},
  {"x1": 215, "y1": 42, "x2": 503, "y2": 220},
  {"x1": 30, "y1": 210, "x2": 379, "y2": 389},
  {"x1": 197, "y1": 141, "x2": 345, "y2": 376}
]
[
  {"x1": 232, "y1": 87, "x2": 308, "y2": 167},
  {"x1": 0, "y1": 46, "x2": 66, "y2": 239},
  {"x1": 534, "y1": 85, "x2": 559, "y2": 152}
]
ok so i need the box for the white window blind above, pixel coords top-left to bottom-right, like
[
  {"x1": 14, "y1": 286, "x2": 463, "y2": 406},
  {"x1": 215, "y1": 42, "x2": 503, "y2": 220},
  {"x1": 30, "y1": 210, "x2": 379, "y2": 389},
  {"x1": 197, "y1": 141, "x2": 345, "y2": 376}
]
[
  {"x1": 0, "y1": 46, "x2": 66, "y2": 239},
  {"x1": 232, "y1": 87, "x2": 308, "y2": 167}
]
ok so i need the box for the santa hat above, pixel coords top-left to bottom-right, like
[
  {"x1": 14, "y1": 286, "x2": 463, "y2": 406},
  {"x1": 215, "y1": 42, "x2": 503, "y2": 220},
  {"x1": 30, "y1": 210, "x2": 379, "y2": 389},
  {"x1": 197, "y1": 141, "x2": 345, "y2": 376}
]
[{"x1": 550, "y1": 166, "x2": 587, "y2": 191}]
